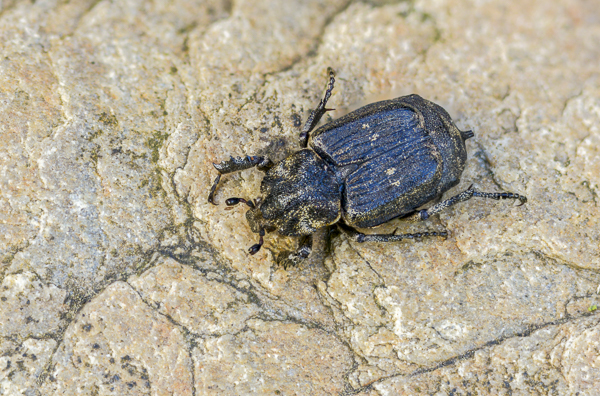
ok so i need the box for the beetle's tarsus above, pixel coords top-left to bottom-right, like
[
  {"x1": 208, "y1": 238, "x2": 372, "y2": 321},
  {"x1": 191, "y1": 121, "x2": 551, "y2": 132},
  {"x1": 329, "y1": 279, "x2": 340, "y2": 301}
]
[
  {"x1": 471, "y1": 191, "x2": 528, "y2": 206},
  {"x1": 299, "y1": 68, "x2": 336, "y2": 147},
  {"x1": 405, "y1": 186, "x2": 528, "y2": 221}
]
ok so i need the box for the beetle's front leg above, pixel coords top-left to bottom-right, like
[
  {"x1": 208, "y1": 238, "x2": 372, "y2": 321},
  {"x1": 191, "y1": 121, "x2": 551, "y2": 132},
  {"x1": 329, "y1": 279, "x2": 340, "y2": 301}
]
[
  {"x1": 208, "y1": 155, "x2": 273, "y2": 204},
  {"x1": 404, "y1": 185, "x2": 527, "y2": 222},
  {"x1": 338, "y1": 223, "x2": 447, "y2": 243},
  {"x1": 277, "y1": 235, "x2": 313, "y2": 269},
  {"x1": 299, "y1": 68, "x2": 336, "y2": 147}
]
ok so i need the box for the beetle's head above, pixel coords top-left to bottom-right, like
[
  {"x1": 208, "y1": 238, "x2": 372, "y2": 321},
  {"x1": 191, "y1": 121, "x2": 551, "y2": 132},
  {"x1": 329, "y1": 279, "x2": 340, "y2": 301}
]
[
  {"x1": 246, "y1": 200, "x2": 277, "y2": 230},
  {"x1": 225, "y1": 197, "x2": 276, "y2": 255}
]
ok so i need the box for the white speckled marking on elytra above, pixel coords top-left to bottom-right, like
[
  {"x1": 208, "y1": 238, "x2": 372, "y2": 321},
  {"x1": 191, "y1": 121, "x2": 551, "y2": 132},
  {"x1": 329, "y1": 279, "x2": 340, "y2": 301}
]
[{"x1": 386, "y1": 168, "x2": 396, "y2": 175}]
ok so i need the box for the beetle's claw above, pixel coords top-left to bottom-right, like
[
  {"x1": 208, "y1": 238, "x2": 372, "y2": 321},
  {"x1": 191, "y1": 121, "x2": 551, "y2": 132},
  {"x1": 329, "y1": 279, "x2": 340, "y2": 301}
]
[{"x1": 208, "y1": 174, "x2": 222, "y2": 205}]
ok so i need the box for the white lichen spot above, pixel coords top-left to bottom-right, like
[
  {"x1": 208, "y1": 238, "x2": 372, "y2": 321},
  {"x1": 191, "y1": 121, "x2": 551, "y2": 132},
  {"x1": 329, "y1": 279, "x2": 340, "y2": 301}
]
[{"x1": 435, "y1": 320, "x2": 468, "y2": 341}]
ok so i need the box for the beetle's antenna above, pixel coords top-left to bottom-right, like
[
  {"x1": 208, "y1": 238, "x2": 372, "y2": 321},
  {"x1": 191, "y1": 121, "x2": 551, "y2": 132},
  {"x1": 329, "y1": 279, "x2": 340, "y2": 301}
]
[
  {"x1": 248, "y1": 229, "x2": 265, "y2": 255},
  {"x1": 225, "y1": 197, "x2": 255, "y2": 208}
]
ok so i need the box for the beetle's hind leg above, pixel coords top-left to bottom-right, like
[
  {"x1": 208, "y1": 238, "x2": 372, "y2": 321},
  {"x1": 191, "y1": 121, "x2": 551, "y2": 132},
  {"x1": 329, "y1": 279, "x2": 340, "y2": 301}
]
[
  {"x1": 338, "y1": 223, "x2": 447, "y2": 243},
  {"x1": 276, "y1": 235, "x2": 313, "y2": 269},
  {"x1": 404, "y1": 185, "x2": 527, "y2": 222},
  {"x1": 299, "y1": 67, "x2": 336, "y2": 147},
  {"x1": 207, "y1": 155, "x2": 273, "y2": 204}
]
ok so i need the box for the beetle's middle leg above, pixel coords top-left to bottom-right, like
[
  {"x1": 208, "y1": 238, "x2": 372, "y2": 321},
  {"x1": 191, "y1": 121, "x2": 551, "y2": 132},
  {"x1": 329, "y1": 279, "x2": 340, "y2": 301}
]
[
  {"x1": 338, "y1": 223, "x2": 447, "y2": 243},
  {"x1": 299, "y1": 67, "x2": 336, "y2": 147},
  {"x1": 404, "y1": 185, "x2": 528, "y2": 222},
  {"x1": 208, "y1": 155, "x2": 273, "y2": 204}
]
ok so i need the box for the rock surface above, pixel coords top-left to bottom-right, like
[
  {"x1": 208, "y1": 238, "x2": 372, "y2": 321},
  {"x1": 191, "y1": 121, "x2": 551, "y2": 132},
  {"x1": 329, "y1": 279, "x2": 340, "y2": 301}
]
[{"x1": 1, "y1": 0, "x2": 599, "y2": 394}]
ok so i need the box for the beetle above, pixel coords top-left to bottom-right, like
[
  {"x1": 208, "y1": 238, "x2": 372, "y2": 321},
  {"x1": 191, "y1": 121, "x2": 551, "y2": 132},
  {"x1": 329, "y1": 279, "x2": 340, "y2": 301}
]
[{"x1": 208, "y1": 68, "x2": 527, "y2": 267}]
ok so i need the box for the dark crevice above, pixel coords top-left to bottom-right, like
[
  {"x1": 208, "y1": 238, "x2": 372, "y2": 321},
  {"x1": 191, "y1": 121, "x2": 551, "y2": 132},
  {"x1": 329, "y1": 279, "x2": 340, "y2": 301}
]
[
  {"x1": 125, "y1": 279, "x2": 195, "y2": 396},
  {"x1": 531, "y1": 249, "x2": 600, "y2": 275},
  {"x1": 350, "y1": 247, "x2": 386, "y2": 285},
  {"x1": 272, "y1": 0, "x2": 355, "y2": 76},
  {"x1": 73, "y1": 0, "x2": 104, "y2": 33},
  {"x1": 152, "y1": 236, "x2": 346, "y2": 341}
]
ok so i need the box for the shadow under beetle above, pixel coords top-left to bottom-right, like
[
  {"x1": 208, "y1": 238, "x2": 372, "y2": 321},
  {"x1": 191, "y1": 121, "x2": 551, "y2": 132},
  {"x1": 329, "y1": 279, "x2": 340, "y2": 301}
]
[{"x1": 208, "y1": 68, "x2": 527, "y2": 267}]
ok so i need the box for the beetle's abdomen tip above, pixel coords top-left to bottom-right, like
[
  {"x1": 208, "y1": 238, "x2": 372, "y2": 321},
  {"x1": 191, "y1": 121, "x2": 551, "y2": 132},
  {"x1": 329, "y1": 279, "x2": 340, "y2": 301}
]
[{"x1": 461, "y1": 130, "x2": 475, "y2": 140}]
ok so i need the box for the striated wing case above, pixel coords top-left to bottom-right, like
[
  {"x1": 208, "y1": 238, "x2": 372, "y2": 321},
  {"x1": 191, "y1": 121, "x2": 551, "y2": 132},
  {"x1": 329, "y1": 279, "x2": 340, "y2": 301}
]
[{"x1": 309, "y1": 96, "x2": 444, "y2": 228}]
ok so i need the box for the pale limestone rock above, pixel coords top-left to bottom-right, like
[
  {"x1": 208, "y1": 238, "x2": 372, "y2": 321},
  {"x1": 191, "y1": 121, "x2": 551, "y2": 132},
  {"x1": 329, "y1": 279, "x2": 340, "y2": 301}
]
[{"x1": 193, "y1": 319, "x2": 354, "y2": 395}]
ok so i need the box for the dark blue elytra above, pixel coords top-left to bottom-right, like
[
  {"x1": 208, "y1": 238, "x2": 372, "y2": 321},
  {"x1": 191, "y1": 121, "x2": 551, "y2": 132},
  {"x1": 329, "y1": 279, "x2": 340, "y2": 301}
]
[{"x1": 309, "y1": 94, "x2": 470, "y2": 229}]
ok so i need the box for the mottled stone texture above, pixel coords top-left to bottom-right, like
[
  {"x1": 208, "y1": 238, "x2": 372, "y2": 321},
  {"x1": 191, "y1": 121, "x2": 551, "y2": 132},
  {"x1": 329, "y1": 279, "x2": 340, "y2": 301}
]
[{"x1": 0, "y1": 0, "x2": 598, "y2": 394}]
